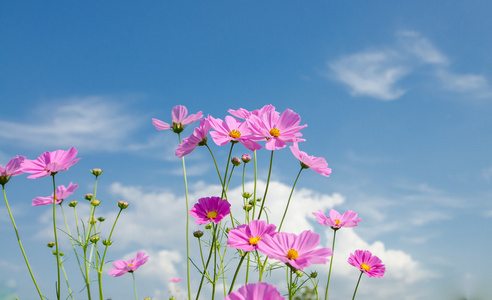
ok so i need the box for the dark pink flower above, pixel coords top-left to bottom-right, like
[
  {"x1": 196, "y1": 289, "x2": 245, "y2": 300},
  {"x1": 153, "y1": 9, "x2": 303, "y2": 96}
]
[
  {"x1": 258, "y1": 230, "x2": 332, "y2": 271},
  {"x1": 313, "y1": 209, "x2": 362, "y2": 229},
  {"x1": 246, "y1": 108, "x2": 307, "y2": 150},
  {"x1": 224, "y1": 282, "x2": 285, "y2": 300},
  {"x1": 0, "y1": 155, "x2": 26, "y2": 185},
  {"x1": 169, "y1": 277, "x2": 182, "y2": 283},
  {"x1": 348, "y1": 250, "x2": 385, "y2": 278},
  {"x1": 108, "y1": 251, "x2": 149, "y2": 277},
  {"x1": 208, "y1": 116, "x2": 262, "y2": 151},
  {"x1": 32, "y1": 182, "x2": 79, "y2": 206},
  {"x1": 290, "y1": 142, "x2": 332, "y2": 177},
  {"x1": 22, "y1": 147, "x2": 81, "y2": 179},
  {"x1": 189, "y1": 196, "x2": 231, "y2": 225},
  {"x1": 227, "y1": 220, "x2": 277, "y2": 252},
  {"x1": 175, "y1": 118, "x2": 211, "y2": 158},
  {"x1": 228, "y1": 104, "x2": 276, "y2": 120},
  {"x1": 152, "y1": 105, "x2": 203, "y2": 133}
]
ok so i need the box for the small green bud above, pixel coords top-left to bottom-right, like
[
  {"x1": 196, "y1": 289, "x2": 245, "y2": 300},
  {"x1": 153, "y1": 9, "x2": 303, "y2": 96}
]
[
  {"x1": 68, "y1": 200, "x2": 78, "y2": 207},
  {"x1": 231, "y1": 157, "x2": 242, "y2": 166},
  {"x1": 310, "y1": 271, "x2": 318, "y2": 278},
  {"x1": 295, "y1": 269, "x2": 303, "y2": 277},
  {"x1": 243, "y1": 204, "x2": 253, "y2": 211},
  {"x1": 47, "y1": 242, "x2": 55, "y2": 248},
  {"x1": 91, "y1": 199, "x2": 101, "y2": 207},
  {"x1": 242, "y1": 192, "x2": 252, "y2": 199},
  {"x1": 91, "y1": 168, "x2": 103, "y2": 176},
  {"x1": 85, "y1": 193, "x2": 94, "y2": 201},
  {"x1": 193, "y1": 230, "x2": 204, "y2": 238},
  {"x1": 205, "y1": 223, "x2": 213, "y2": 230},
  {"x1": 118, "y1": 201, "x2": 129, "y2": 209},
  {"x1": 89, "y1": 217, "x2": 97, "y2": 225},
  {"x1": 90, "y1": 236, "x2": 100, "y2": 243},
  {"x1": 248, "y1": 199, "x2": 255, "y2": 205},
  {"x1": 102, "y1": 239, "x2": 112, "y2": 246},
  {"x1": 97, "y1": 217, "x2": 105, "y2": 222}
]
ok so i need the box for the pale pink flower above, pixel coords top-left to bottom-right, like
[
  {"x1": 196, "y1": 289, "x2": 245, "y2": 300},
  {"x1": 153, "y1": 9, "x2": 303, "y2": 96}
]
[
  {"x1": 169, "y1": 277, "x2": 181, "y2": 283},
  {"x1": 290, "y1": 142, "x2": 331, "y2": 177},
  {"x1": 208, "y1": 116, "x2": 262, "y2": 151},
  {"x1": 32, "y1": 182, "x2": 79, "y2": 206},
  {"x1": 227, "y1": 220, "x2": 277, "y2": 252},
  {"x1": 0, "y1": 155, "x2": 25, "y2": 185},
  {"x1": 108, "y1": 251, "x2": 149, "y2": 277},
  {"x1": 175, "y1": 118, "x2": 211, "y2": 158},
  {"x1": 152, "y1": 105, "x2": 202, "y2": 133},
  {"x1": 22, "y1": 147, "x2": 81, "y2": 179},
  {"x1": 348, "y1": 250, "x2": 385, "y2": 278},
  {"x1": 313, "y1": 209, "x2": 362, "y2": 229},
  {"x1": 189, "y1": 196, "x2": 231, "y2": 225},
  {"x1": 228, "y1": 104, "x2": 276, "y2": 120},
  {"x1": 224, "y1": 282, "x2": 285, "y2": 300}
]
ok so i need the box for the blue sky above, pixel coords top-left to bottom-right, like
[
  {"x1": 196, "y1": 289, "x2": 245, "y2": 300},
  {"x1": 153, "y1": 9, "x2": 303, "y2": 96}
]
[{"x1": 1, "y1": 1, "x2": 491, "y2": 299}]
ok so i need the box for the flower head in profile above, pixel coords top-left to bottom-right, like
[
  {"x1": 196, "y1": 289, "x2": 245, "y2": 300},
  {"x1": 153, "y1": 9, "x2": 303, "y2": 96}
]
[
  {"x1": 32, "y1": 182, "x2": 79, "y2": 206},
  {"x1": 189, "y1": 197, "x2": 231, "y2": 225},
  {"x1": 175, "y1": 118, "x2": 211, "y2": 158},
  {"x1": 348, "y1": 250, "x2": 385, "y2": 278},
  {"x1": 258, "y1": 230, "x2": 332, "y2": 271},
  {"x1": 22, "y1": 147, "x2": 81, "y2": 179},
  {"x1": 152, "y1": 105, "x2": 203, "y2": 133},
  {"x1": 208, "y1": 116, "x2": 262, "y2": 151},
  {"x1": 228, "y1": 104, "x2": 276, "y2": 120},
  {"x1": 108, "y1": 251, "x2": 149, "y2": 277},
  {"x1": 224, "y1": 282, "x2": 285, "y2": 300},
  {"x1": 227, "y1": 220, "x2": 277, "y2": 252},
  {"x1": 290, "y1": 142, "x2": 331, "y2": 177},
  {"x1": 0, "y1": 155, "x2": 26, "y2": 185},
  {"x1": 313, "y1": 209, "x2": 362, "y2": 230}
]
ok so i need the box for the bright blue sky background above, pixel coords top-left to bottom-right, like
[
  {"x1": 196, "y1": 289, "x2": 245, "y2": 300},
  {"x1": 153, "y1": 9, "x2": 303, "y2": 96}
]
[{"x1": 1, "y1": 1, "x2": 491, "y2": 299}]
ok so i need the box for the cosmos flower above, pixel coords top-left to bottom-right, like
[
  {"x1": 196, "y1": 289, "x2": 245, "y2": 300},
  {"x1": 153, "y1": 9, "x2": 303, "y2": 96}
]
[
  {"x1": 224, "y1": 282, "x2": 285, "y2": 300},
  {"x1": 32, "y1": 182, "x2": 79, "y2": 206},
  {"x1": 246, "y1": 108, "x2": 307, "y2": 150},
  {"x1": 175, "y1": 118, "x2": 211, "y2": 158},
  {"x1": 169, "y1": 277, "x2": 182, "y2": 283},
  {"x1": 22, "y1": 147, "x2": 81, "y2": 179},
  {"x1": 189, "y1": 196, "x2": 231, "y2": 225},
  {"x1": 152, "y1": 105, "x2": 203, "y2": 133},
  {"x1": 348, "y1": 250, "x2": 385, "y2": 278},
  {"x1": 0, "y1": 155, "x2": 25, "y2": 185},
  {"x1": 258, "y1": 230, "x2": 332, "y2": 271},
  {"x1": 227, "y1": 220, "x2": 277, "y2": 252},
  {"x1": 108, "y1": 251, "x2": 149, "y2": 277},
  {"x1": 228, "y1": 104, "x2": 276, "y2": 120},
  {"x1": 289, "y1": 142, "x2": 332, "y2": 177},
  {"x1": 313, "y1": 209, "x2": 362, "y2": 230},
  {"x1": 208, "y1": 116, "x2": 262, "y2": 151}
]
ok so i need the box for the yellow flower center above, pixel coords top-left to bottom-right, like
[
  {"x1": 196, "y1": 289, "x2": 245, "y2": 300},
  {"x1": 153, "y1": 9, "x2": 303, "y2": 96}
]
[
  {"x1": 269, "y1": 128, "x2": 280, "y2": 137},
  {"x1": 249, "y1": 236, "x2": 261, "y2": 245},
  {"x1": 229, "y1": 130, "x2": 241, "y2": 138},
  {"x1": 334, "y1": 219, "x2": 341, "y2": 226},
  {"x1": 128, "y1": 263, "x2": 134, "y2": 267},
  {"x1": 207, "y1": 210, "x2": 218, "y2": 219},
  {"x1": 361, "y1": 263, "x2": 371, "y2": 271},
  {"x1": 286, "y1": 248, "x2": 299, "y2": 260}
]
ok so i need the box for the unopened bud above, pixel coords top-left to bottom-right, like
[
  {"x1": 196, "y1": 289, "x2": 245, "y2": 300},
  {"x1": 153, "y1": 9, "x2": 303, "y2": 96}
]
[
  {"x1": 243, "y1": 204, "x2": 253, "y2": 211},
  {"x1": 241, "y1": 154, "x2": 251, "y2": 163},
  {"x1": 91, "y1": 168, "x2": 103, "y2": 176},
  {"x1": 90, "y1": 236, "x2": 100, "y2": 243},
  {"x1": 295, "y1": 269, "x2": 303, "y2": 277},
  {"x1": 242, "y1": 192, "x2": 252, "y2": 199},
  {"x1": 118, "y1": 201, "x2": 129, "y2": 209},
  {"x1": 85, "y1": 193, "x2": 93, "y2": 201},
  {"x1": 47, "y1": 242, "x2": 55, "y2": 248},
  {"x1": 248, "y1": 199, "x2": 255, "y2": 205},
  {"x1": 68, "y1": 201, "x2": 78, "y2": 207},
  {"x1": 89, "y1": 217, "x2": 97, "y2": 225},
  {"x1": 97, "y1": 217, "x2": 105, "y2": 222},
  {"x1": 310, "y1": 271, "x2": 318, "y2": 278},
  {"x1": 102, "y1": 239, "x2": 112, "y2": 246},
  {"x1": 91, "y1": 199, "x2": 101, "y2": 207},
  {"x1": 205, "y1": 223, "x2": 213, "y2": 230},
  {"x1": 193, "y1": 230, "x2": 204, "y2": 238},
  {"x1": 52, "y1": 251, "x2": 65, "y2": 256},
  {"x1": 231, "y1": 157, "x2": 241, "y2": 166}
]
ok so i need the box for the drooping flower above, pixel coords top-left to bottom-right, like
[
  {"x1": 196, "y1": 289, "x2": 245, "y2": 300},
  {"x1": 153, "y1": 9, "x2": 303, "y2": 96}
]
[
  {"x1": 228, "y1": 104, "x2": 276, "y2": 120},
  {"x1": 32, "y1": 182, "x2": 79, "y2": 206},
  {"x1": 175, "y1": 118, "x2": 211, "y2": 158},
  {"x1": 189, "y1": 197, "x2": 231, "y2": 225},
  {"x1": 227, "y1": 220, "x2": 277, "y2": 252},
  {"x1": 169, "y1": 277, "x2": 182, "y2": 283},
  {"x1": 208, "y1": 116, "x2": 262, "y2": 151},
  {"x1": 152, "y1": 105, "x2": 203, "y2": 133},
  {"x1": 348, "y1": 250, "x2": 385, "y2": 278},
  {"x1": 258, "y1": 230, "x2": 332, "y2": 271},
  {"x1": 22, "y1": 147, "x2": 81, "y2": 179},
  {"x1": 289, "y1": 142, "x2": 332, "y2": 177},
  {"x1": 0, "y1": 155, "x2": 26, "y2": 185},
  {"x1": 246, "y1": 108, "x2": 307, "y2": 150},
  {"x1": 108, "y1": 251, "x2": 149, "y2": 277},
  {"x1": 224, "y1": 282, "x2": 285, "y2": 300},
  {"x1": 313, "y1": 209, "x2": 362, "y2": 230}
]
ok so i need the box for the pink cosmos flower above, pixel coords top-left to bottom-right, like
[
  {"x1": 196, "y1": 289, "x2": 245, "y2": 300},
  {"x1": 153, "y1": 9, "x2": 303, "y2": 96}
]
[
  {"x1": 175, "y1": 118, "x2": 211, "y2": 158},
  {"x1": 290, "y1": 142, "x2": 331, "y2": 177},
  {"x1": 0, "y1": 155, "x2": 26, "y2": 185},
  {"x1": 246, "y1": 108, "x2": 307, "y2": 150},
  {"x1": 32, "y1": 182, "x2": 79, "y2": 206},
  {"x1": 189, "y1": 196, "x2": 231, "y2": 225},
  {"x1": 108, "y1": 251, "x2": 149, "y2": 277},
  {"x1": 208, "y1": 116, "x2": 262, "y2": 151},
  {"x1": 224, "y1": 282, "x2": 285, "y2": 300},
  {"x1": 227, "y1": 220, "x2": 277, "y2": 252},
  {"x1": 348, "y1": 250, "x2": 385, "y2": 278},
  {"x1": 228, "y1": 104, "x2": 276, "y2": 120},
  {"x1": 22, "y1": 147, "x2": 81, "y2": 179},
  {"x1": 313, "y1": 209, "x2": 362, "y2": 229},
  {"x1": 152, "y1": 105, "x2": 203, "y2": 133},
  {"x1": 258, "y1": 230, "x2": 332, "y2": 271},
  {"x1": 169, "y1": 277, "x2": 182, "y2": 283}
]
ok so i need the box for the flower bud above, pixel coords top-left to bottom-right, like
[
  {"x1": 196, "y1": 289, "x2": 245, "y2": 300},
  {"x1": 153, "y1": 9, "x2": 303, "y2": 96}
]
[
  {"x1": 205, "y1": 223, "x2": 213, "y2": 230},
  {"x1": 295, "y1": 269, "x2": 303, "y2": 277},
  {"x1": 91, "y1": 199, "x2": 101, "y2": 207},
  {"x1": 89, "y1": 217, "x2": 97, "y2": 225},
  {"x1": 68, "y1": 201, "x2": 78, "y2": 207},
  {"x1": 241, "y1": 154, "x2": 251, "y2": 163},
  {"x1": 97, "y1": 217, "x2": 105, "y2": 222},
  {"x1": 242, "y1": 192, "x2": 252, "y2": 199},
  {"x1": 225, "y1": 228, "x2": 232, "y2": 233},
  {"x1": 248, "y1": 199, "x2": 255, "y2": 205},
  {"x1": 193, "y1": 230, "x2": 204, "y2": 238},
  {"x1": 231, "y1": 157, "x2": 241, "y2": 166},
  {"x1": 102, "y1": 239, "x2": 112, "y2": 246},
  {"x1": 90, "y1": 236, "x2": 100, "y2": 243},
  {"x1": 85, "y1": 193, "x2": 94, "y2": 201},
  {"x1": 52, "y1": 251, "x2": 65, "y2": 256},
  {"x1": 243, "y1": 204, "x2": 253, "y2": 211},
  {"x1": 118, "y1": 201, "x2": 129, "y2": 209},
  {"x1": 91, "y1": 168, "x2": 103, "y2": 176},
  {"x1": 310, "y1": 271, "x2": 318, "y2": 278},
  {"x1": 47, "y1": 242, "x2": 55, "y2": 248}
]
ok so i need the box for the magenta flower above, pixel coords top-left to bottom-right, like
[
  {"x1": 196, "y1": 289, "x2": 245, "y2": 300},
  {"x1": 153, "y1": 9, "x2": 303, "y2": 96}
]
[
  {"x1": 224, "y1": 282, "x2": 285, "y2": 300},
  {"x1": 290, "y1": 142, "x2": 332, "y2": 177},
  {"x1": 208, "y1": 116, "x2": 262, "y2": 151},
  {"x1": 228, "y1": 104, "x2": 276, "y2": 120},
  {"x1": 152, "y1": 105, "x2": 203, "y2": 133},
  {"x1": 32, "y1": 182, "x2": 79, "y2": 206},
  {"x1": 258, "y1": 230, "x2": 332, "y2": 271},
  {"x1": 313, "y1": 209, "x2": 362, "y2": 230},
  {"x1": 247, "y1": 108, "x2": 307, "y2": 150},
  {"x1": 108, "y1": 251, "x2": 149, "y2": 277},
  {"x1": 175, "y1": 118, "x2": 211, "y2": 158},
  {"x1": 348, "y1": 250, "x2": 385, "y2": 278},
  {"x1": 22, "y1": 147, "x2": 81, "y2": 179},
  {"x1": 0, "y1": 155, "x2": 26, "y2": 185},
  {"x1": 189, "y1": 196, "x2": 231, "y2": 225},
  {"x1": 169, "y1": 277, "x2": 182, "y2": 283},
  {"x1": 227, "y1": 220, "x2": 277, "y2": 252}
]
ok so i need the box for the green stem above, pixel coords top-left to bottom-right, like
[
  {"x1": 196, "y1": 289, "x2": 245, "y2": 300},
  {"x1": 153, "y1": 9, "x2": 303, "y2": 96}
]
[
  {"x1": 257, "y1": 151, "x2": 274, "y2": 220},
  {"x1": 324, "y1": 230, "x2": 337, "y2": 300},
  {"x1": 132, "y1": 272, "x2": 138, "y2": 300},
  {"x1": 196, "y1": 224, "x2": 218, "y2": 300},
  {"x1": 61, "y1": 204, "x2": 85, "y2": 280},
  {"x1": 251, "y1": 151, "x2": 258, "y2": 219},
  {"x1": 60, "y1": 258, "x2": 74, "y2": 300},
  {"x1": 351, "y1": 272, "x2": 364, "y2": 300},
  {"x1": 277, "y1": 167, "x2": 303, "y2": 232},
  {"x1": 51, "y1": 174, "x2": 61, "y2": 300},
  {"x1": 228, "y1": 253, "x2": 246, "y2": 294},
  {"x1": 83, "y1": 246, "x2": 92, "y2": 300}
]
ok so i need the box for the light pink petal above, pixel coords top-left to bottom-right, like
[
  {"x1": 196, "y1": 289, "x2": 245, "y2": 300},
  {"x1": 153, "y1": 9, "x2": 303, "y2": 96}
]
[
  {"x1": 171, "y1": 105, "x2": 188, "y2": 124},
  {"x1": 152, "y1": 118, "x2": 172, "y2": 130}
]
